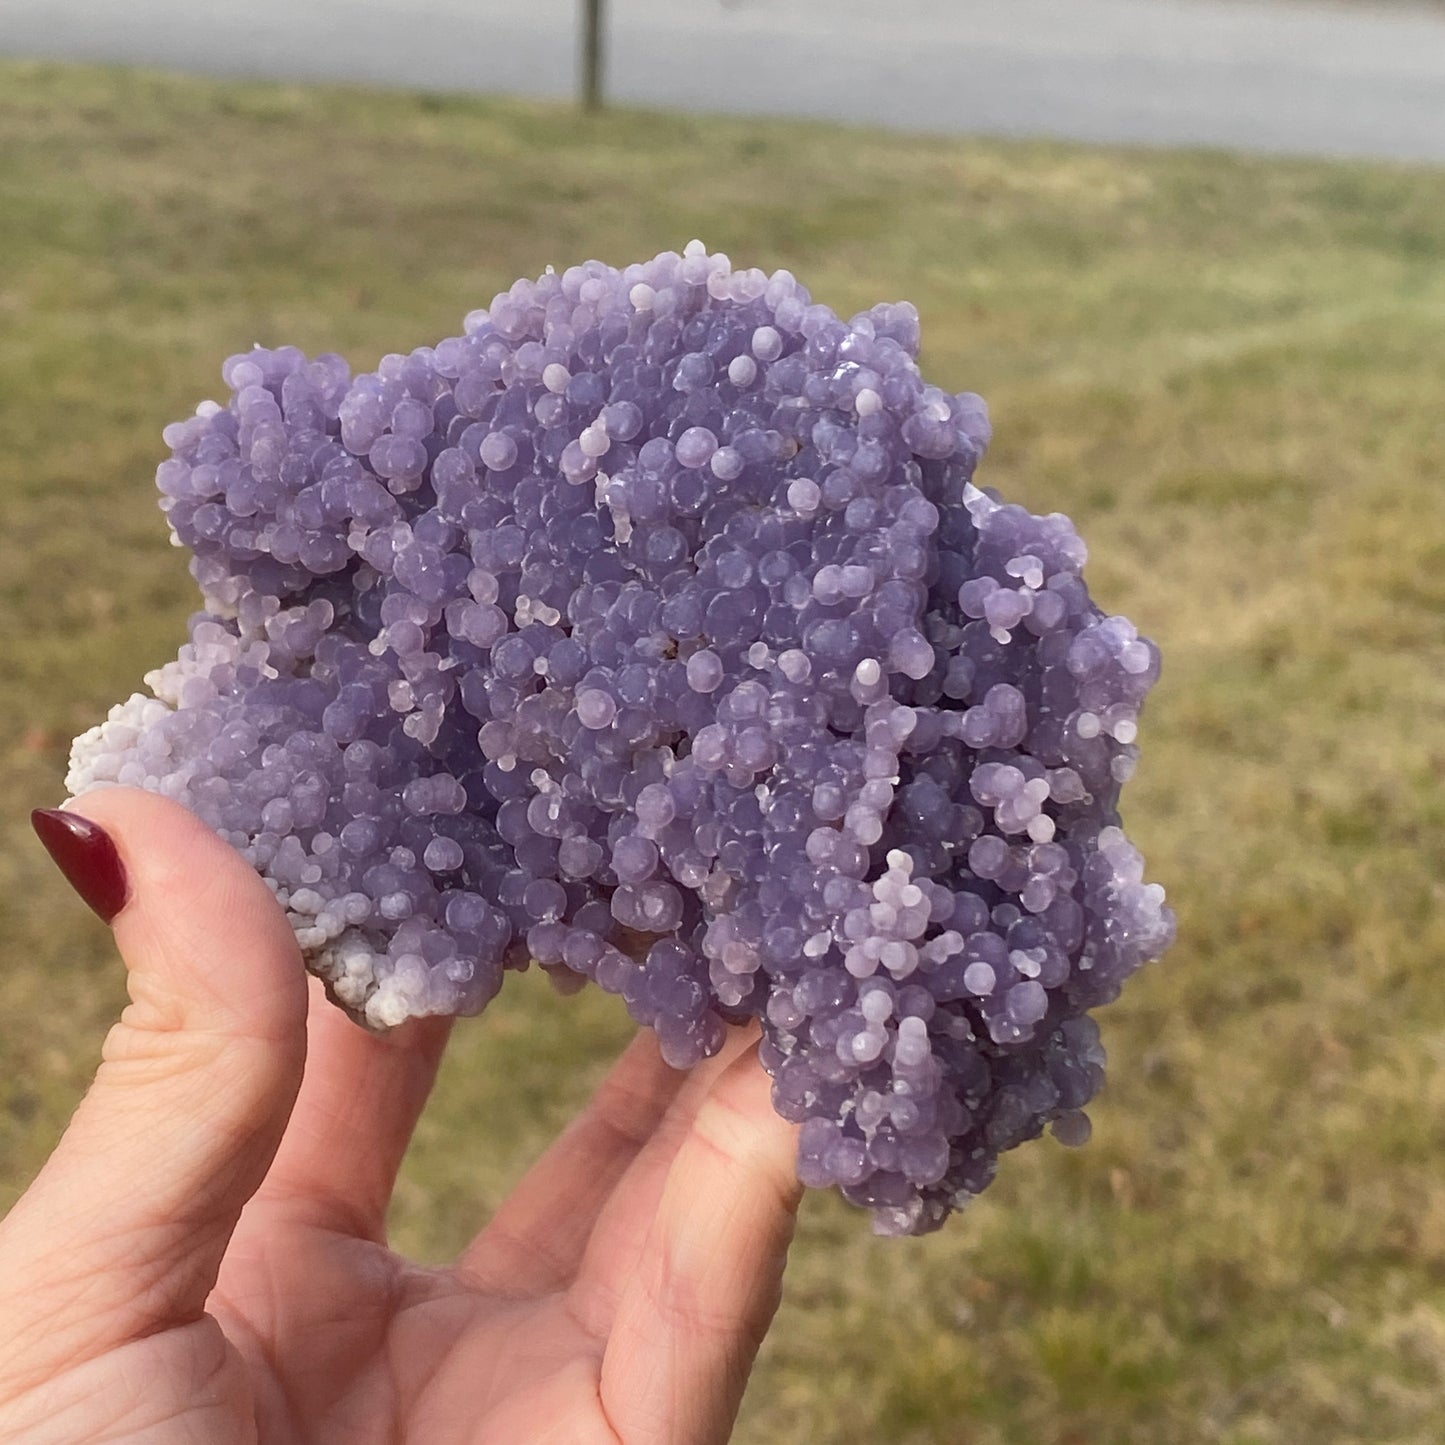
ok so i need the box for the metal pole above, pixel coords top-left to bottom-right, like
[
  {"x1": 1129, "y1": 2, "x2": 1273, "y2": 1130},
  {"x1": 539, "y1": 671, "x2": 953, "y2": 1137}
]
[{"x1": 581, "y1": 0, "x2": 604, "y2": 112}]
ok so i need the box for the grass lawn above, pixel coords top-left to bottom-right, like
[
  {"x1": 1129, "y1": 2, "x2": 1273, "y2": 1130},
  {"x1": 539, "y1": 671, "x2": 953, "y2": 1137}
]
[{"x1": 3, "y1": 58, "x2": 1445, "y2": 1445}]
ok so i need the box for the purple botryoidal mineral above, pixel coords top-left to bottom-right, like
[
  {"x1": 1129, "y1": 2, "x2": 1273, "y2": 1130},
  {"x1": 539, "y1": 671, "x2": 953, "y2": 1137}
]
[{"x1": 68, "y1": 243, "x2": 1174, "y2": 1234}]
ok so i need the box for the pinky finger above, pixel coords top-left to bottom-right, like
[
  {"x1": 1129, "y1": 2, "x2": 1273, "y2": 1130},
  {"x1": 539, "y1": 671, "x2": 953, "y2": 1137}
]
[{"x1": 597, "y1": 1044, "x2": 802, "y2": 1445}]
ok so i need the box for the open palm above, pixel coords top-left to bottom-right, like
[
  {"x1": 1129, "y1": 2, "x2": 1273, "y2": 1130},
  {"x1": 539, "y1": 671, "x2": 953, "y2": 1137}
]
[{"x1": 0, "y1": 790, "x2": 800, "y2": 1445}]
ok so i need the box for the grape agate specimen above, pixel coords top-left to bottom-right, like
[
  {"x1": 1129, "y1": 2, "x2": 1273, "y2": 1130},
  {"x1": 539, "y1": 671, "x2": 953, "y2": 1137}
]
[{"x1": 68, "y1": 243, "x2": 1174, "y2": 1234}]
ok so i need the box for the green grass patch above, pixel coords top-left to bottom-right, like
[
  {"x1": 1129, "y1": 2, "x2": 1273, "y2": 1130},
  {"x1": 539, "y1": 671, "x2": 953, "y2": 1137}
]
[{"x1": 3, "y1": 58, "x2": 1444, "y2": 1445}]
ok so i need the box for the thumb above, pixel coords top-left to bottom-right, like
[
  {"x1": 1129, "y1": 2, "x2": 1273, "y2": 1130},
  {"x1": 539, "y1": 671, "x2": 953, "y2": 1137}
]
[{"x1": 0, "y1": 788, "x2": 308, "y2": 1379}]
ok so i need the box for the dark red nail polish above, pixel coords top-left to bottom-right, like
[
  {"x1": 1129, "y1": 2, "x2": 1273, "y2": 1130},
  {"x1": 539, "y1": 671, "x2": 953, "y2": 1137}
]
[{"x1": 31, "y1": 808, "x2": 129, "y2": 923}]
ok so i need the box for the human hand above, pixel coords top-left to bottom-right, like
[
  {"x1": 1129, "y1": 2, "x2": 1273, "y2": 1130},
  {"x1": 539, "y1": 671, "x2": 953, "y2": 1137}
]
[{"x1": 0, "y1": 789, "x2": 801, "y2": 1444}]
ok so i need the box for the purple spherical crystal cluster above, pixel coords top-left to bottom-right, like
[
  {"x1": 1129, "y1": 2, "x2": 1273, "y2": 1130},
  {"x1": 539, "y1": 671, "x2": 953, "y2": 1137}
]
[{"x1": 68, "y1": 242, "x2": 1174, "y2": 1234}]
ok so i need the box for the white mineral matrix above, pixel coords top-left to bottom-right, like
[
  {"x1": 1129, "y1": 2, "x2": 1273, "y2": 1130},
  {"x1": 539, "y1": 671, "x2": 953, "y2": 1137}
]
[{"x1": 69, "y1": 243, "x2": 1175, "y2": 1234}]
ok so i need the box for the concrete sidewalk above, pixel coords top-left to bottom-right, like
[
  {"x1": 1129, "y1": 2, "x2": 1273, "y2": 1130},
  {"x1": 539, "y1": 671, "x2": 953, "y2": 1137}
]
[{"x1": 1, "y1": 0, "x2": 1443, "y2": 163}]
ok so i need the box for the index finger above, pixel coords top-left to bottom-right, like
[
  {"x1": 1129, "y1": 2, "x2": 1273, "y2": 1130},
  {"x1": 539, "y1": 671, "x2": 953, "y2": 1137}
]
[{"x1": 248, "y1": 977, "x2": 452, "y2": 1240}]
